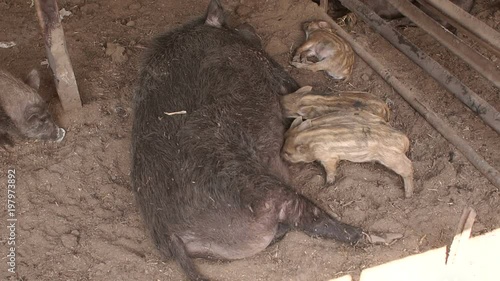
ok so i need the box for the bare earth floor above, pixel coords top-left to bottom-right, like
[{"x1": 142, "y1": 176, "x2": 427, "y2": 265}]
[{"x1": 0, "y1": 0, "x2": 499, "y2": 280}]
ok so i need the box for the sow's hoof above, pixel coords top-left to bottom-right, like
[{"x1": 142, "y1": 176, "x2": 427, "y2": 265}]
[{"x1": 362, "y1": 232, "x2": 403, "y2": 245}]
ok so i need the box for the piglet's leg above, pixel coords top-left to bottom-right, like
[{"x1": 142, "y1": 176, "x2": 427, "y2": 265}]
[
  {"x1": 320, "y1": 158, "x2": 340, "y2": 184},
  {"x1": 292, "y1": 41, "x2": 318, "y2": 62},
  {"x1": 377, "y1": 152, "x2": 414, "y2": 198},
  {"x1": 300, "y1": 49, "x2": 319, "y2": 63},
  {"x1": 290, "y1": 59, "x2": 337, "y2": 75}
]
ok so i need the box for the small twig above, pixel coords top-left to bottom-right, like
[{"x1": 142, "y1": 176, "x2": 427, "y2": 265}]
[
  {"x1": 340, "y1": 200, "x2": 355, "y2": 208},
  {"x1": 0, "y1": 41, "x2": 16, "y2": 48},
  {"x1": 418, "y1": 234, "x2": 427, "y2": 245},
  {"x1": 164, "y1": 110, "x2": 187, "y2": 116}
]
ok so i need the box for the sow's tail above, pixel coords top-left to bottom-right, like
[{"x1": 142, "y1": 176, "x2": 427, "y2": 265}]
[
  {"x1": 168, "y1": 234, "x2": 209, "y2": 281},
  {"x1": 205, "y1": 0, "x2": 224, "y2": 28}
]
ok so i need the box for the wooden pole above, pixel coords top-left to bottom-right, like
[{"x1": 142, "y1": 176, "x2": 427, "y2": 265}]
[
  {"x1": 386, "y1": 0, "x2": 500, "y2": 89},
  {"x1": 35, "y1": 0, "x2": 82, "y2": 111},
  {"x1": 420, "y1": 0, "x2": 500, "y2": 55},
  {"x1": 416, "y1": 0, "x2": 500, "y2": 59},
  {"x1": 337, "y1": 0, "x2": 500, "y2": 134}
]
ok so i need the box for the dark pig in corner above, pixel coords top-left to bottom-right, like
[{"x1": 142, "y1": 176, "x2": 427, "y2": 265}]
[
  {"x1": 131, "y1": 0, "x2": 371, "y2": 280},
  {"x1": 0, "y1": 69, "x2": 65, "y2": 147}
]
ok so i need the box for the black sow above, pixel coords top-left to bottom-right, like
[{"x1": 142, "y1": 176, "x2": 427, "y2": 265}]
[{"x1": 131, "y1": 1, "x2": 366, "y2": 280}]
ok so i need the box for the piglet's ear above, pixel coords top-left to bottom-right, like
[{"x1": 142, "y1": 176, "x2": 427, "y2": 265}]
[
  {"x1": 293, "y1": 85, "x2": 313, "y2": 95},
  {"x1": 296, "y1": 144, "x2": 307, "y2": 154},
  {"x1": 318, "y1": 21, "x2": 331, "y2": 29},
  {"x1": 290, "y1": 116, "x2": 303, "y2": 129},
  {"x1": 295, "y1": 119, "x2": 312, "y2": 131},
  {"x1": 25, "y1": 69, "x2": 40, "y2": 91}
]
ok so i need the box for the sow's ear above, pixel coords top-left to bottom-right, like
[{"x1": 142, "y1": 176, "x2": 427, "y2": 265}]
[
  {"x1": 205, "y1": 0, "x2": 225, "y2": 28},
  {"x1": 296, "y1": 144, "x2": 307, "y2": 154},
  {"x1": 25, "y1": 69, "x2": 40, "y2": 91}
]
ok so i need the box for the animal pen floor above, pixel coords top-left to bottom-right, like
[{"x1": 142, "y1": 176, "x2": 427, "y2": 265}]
[{"x1": 0, "y1": 0, "x2": 499, "y2": 280}]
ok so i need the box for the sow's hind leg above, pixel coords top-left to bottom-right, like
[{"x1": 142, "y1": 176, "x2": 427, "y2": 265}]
[
  {"x1": 176, "y1": 175, "x2": 364, "y2": 263},
  {"x1": 276, "y1": 192, "x2": 363, "y2": 244},
  {"x1": 241, "y1": 175, "x2": 363, "y2": 245}
]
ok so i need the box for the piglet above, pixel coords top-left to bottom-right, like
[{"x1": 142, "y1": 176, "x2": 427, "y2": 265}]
[
  {"x1": 290, "y1": 21, "x2": 355, "y2": 80},
  {"x1": 282, "y1": 113, "x2": 414, "y2": 198},
  {"x1": 281, "y1": 86, "x2": 390, "y2": 121}
]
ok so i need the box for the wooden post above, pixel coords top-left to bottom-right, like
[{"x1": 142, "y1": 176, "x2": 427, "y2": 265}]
[
  {"x1": 320, "y1": 0, "x2": 328, "y2": 12},
  {"x1": 35, "y1": 0, "x2": 82, "y2": 111}
]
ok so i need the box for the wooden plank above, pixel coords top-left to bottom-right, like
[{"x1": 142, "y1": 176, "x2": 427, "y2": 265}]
[
  {"x1": 357, "y1": 228, "x2": 499, "y2": 281},
  {"x1": 446, "y1": 207, "x2": 476, "y2": 265}
]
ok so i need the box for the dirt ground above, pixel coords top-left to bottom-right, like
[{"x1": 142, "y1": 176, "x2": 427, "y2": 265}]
[{"x1": 0, "y1": 0, "x2": 499, "y2": 280}]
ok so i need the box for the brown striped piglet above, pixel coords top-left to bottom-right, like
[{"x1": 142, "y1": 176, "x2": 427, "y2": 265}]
[
  {"x1": 281, "y1": 86, "x2": 390, "y2": 121},
  {"x1": 290, "y1": 21, "x2": 354, "y2": 80},
  {"x1": 282, "y1": 113, "x2": 414, "y2": 198}
]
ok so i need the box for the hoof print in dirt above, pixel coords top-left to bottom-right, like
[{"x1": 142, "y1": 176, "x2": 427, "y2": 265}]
[{"x1": 106, "y1": 42, "x2": 128, "y2": 63}]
